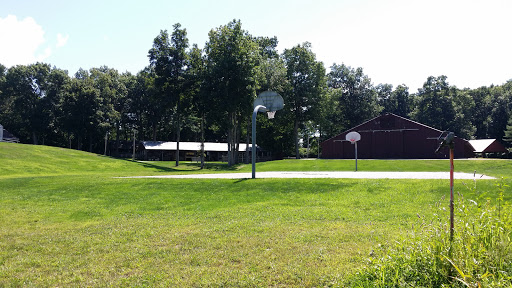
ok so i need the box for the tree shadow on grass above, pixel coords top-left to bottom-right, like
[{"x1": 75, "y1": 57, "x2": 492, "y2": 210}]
[{"x1": 121, "y1": 159, "x2": 245, "y2": 173}]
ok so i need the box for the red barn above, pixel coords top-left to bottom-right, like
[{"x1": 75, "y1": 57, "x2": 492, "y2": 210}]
[{"x1": 321, "y1": 113, "x2": 474, "y2": 159}]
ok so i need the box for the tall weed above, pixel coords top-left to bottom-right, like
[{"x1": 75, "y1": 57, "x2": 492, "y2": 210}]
[{"x1": 346, "y1": 179, "x2": 512, "y2": 287}]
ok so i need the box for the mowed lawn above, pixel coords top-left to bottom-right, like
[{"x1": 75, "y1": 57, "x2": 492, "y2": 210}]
[{"x1": 1, "y1": 143, "x2": 510, "y2": 286}]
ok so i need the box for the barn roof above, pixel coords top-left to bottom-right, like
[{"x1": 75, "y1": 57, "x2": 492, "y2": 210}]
[
  {"x1": 141, "y1": 141, "x2": 255, "y2": 152},
  {"x1": 468, "y1": 139, "x2": 508, "y2": 153},
  {"x1": 322, "y1": 113, "x2": 444, "y2": 143},
  {"x1": 320, "y1": 113, "x2": 474, "y2": 159}
]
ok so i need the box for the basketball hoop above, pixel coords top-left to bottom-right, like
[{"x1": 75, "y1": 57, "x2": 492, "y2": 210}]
[
  {"x1": 346, "y1": 132, "x2": 361, "y2": 144},
  {"x1": 252, "y1": 91, "x2": 284, "y2": 179},
  {"x1": 345, "y1": 131, "x2": 361, "y2": 171}
]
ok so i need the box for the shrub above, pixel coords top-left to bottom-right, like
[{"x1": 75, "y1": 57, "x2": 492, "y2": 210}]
[{"x1": 345, "y1": 180, "x2": 512, "y2": 287}]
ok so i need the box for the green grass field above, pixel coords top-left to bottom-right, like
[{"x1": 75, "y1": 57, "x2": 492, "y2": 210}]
[{"x1": 1, "y1": 142, "x2": 510, "y2": 286}]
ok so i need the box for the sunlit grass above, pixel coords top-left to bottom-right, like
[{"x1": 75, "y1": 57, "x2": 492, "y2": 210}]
[{"x1": 0, "y1": 142, "x2": 510, "y2": 286}]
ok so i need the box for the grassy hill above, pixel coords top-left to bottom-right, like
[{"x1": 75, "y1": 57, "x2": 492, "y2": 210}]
[
  {"x1": 0, "y1": 142, "x2": 140, "y2": 177},
  {"x1": 1, "y1": 142, "x2": 510, "y2": 286},
  {"x1": 1, "y1": 142, "x2": 510, "y2": 178}
]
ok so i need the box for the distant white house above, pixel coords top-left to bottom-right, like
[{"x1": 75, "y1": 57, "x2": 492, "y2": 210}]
[
  {"x1": 139, "y1": 141, "x2": 269, "y2": 162},
  {"x1": 0, "y1": 124, "x2": 20, "y2": 143},
  {"x1": 468, "y1": 139, "x2": 508, "y2": 156}
]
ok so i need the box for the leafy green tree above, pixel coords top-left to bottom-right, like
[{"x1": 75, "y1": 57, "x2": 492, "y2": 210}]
[
  {"x1": 376, "y1": 83, "x2": 393, "y2": 114},
  {"x1": 466, "y1": 86, "x2": 492, "y2": 139},
  {"x1": 451, "y1": 88, "x2": 476, "y2": 139},
  {"x1": 254, "y1": 39, "x2": 293, "y2": 159},
  {"x1": 282, "y1": 42, "x2": 326, "y2": 158},
  {"x1": 393, "y1": 85, "x2": 411, "y2": 117},
  {"x1": 503, "y1": 115, "x2": 512, "y2": 148},
  {"x1": 377, "y1": 83, "x2": 411, "y2": 117},
  {"x1": 487, "y1": 81, "x2": 512, "y2": 140},
  {"x1": 89, "y1": 66, "x2": 128, "y2": 154},
  {"x1": 40, "y1": 66, "x2": 70, "y2": 146},
  {"x1": 410, "y1": 76, "x2": 455, "y2": 131},
  {"x1": 169, "y1": 23, "x2": 189, "y2": 166},
  {"x1": 1, "y1": 63, "x2": 68, "y2": 145},
  {"x1": 186, "y1": 44, "x2": 208, "y2": 167},
  {"x1": 148, "y1": 24, "x2": 189, "y2": 165},
  {"x1": 503, "y1": 114, "x2": 512, "y2": 146},
  {"x1": 204, "y1": 20, "x2": 259, "y2": 165},
  {"x1": 316, "y1": 87, "x2": 343, "y2": 140},
  {"x1": 327, "y1": 63, "x2": 380, "y2": 131},
  {"x1": 148, "y1": 29, "x2": 173, "y2": 141},
  {"x1": 60, "y1": 69, "x2": 101, "y2": 151},
  {"x1": 0, "y1": 63, "x2": 6, "y2": 100}
]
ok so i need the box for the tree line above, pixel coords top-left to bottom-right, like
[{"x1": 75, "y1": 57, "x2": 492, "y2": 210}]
[{"x1": 1, "y1": 20, "x2": 511, "y2": 164}]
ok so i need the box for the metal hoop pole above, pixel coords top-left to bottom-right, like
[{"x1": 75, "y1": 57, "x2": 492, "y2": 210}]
[
  {"x1": 449, "y1": 147, "x2": 454, "y2": 241},
  {"x1": 355, "y1": 141, "x2": 358, "y2": 171},
  {"x1": 252, "y1": 105, "x2": 266, "y2": 179}
]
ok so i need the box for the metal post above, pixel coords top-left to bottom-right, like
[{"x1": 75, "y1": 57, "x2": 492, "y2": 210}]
[
  {"x1": 252, "y1": 105, "x2": 266, "y2": 179},
  {"x1": 355, "y1": 141, "x2": 358, "y2": 171},
  {"x1": 449, "y1": 147, "x2": 454, "y2": 241},
  {"x1": 104, "y1": 132, "x2": 108, "y2": 156},
  {"x1": 132, "y1": 129, "x2": 136, "y2": 161}
]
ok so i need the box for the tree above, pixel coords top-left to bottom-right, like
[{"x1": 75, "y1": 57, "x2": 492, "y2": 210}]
[
  {"x1": 503, "y1": 115, "x2": 512, "y2": 148},
  {"x1": 59, "y1": 69, "x2": 102, "y2": 151},
  {"x1": 147, "y1": 29, "x2": 173, "y2": 141},
  {"x1": 186, "y1": 44, "x2": 207, "y2": 167},
  {"x1": 204, "y1": 20, "x2": 259, "y2": 166},
  {"x1": 327, "y1": 63, "x2": 380, "y2": 131},
  {"x1": 0, "y1": 63, "x2": 6, "y2": 103},
  {"x1": 89, "y1": 66, "x2": 128, "y2": 154},
  {"x1": 467, "y1": 86, "x2": 492, "y2": 139},
  {"x1": 377, "y1": 83, "x2": 411, "y2": 117},
  {"x1": 1, "y1": 63, "x2": 68, "y2": 145},
  {"x1": 253, "y1": 37, "x2": 293, "y2": 160},
  {"x1": 487, "y1": 82, "x2": 512, "y2": 140},
  {"x1": 451, "y1": 88, "x2": 476, "y2": 139},
  {"x1": 410, "y1": 76, "x2": 455, "y2": 132},
  {"x1": 376, "y1": 83, "x2": 393, "y2": 114},
  {"x1": 282, "y1": 42, "x2": 326, "y2": 159},
  {"x1": 148, "y1": 24, "x2": 189, "y2": 165}
]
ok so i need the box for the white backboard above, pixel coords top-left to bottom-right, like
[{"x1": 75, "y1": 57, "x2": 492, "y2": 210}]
[
  {"x1": 346, "y1": 131, "x2": 361, "y2": 143},
  {"x1": 254, "y1": 91, "x2": 284, "y2": 112}
]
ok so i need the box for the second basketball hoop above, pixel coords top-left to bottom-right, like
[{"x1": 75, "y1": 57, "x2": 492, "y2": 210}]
[{"x1": 345, "y1": 131, "x2": 361, "y2": 171}]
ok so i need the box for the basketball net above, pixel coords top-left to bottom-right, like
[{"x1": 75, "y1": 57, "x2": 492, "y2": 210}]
[
  {"x1": 267, "y1": 111, "x2": 276, "y2": 119},
  {"x1": 350, "y1": 139, "x2": 356, "y2": 144}
]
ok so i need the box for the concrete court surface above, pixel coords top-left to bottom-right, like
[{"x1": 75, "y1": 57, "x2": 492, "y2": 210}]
[{"x1": 121, "y1": 171, "x2": 495, "y2": 180}]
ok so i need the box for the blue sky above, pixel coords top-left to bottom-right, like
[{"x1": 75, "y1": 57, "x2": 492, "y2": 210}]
[{"x1": 1, "y1": 0, "x2": 511, "y2": 92}]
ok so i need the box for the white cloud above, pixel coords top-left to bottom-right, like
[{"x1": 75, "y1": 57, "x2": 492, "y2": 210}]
[
  {"x1": 0, "y1": 15, "x2": 51, "y2": 67},
  {"x1": 56, "y1": 33, "x2": 69, "y2": 48},
  {"x1": 37, "y1": 47, "x2": 52, "y2": 62}
]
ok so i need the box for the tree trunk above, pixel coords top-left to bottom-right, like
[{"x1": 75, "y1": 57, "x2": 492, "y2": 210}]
[
  {"x1": 228, "y1": 111, "x2": 238, "y2": 166},
  {"x1": 152, "y1": 123, "x2": 157, "y2": 141},
  {"x1": 294, "y1": 117, "x2": 300, "y2": 159},
  {"x1": 227, "y1": 121, "x2": 233, "y2": 166},
  {"x1": 32, "y1": 131, "x2": 38, "y2": 145},
  {"x1": 115, "y1": 124, "x2": 120, "y2": 155},
  {"x1": 78, "y1": 136, "x2": 82, "y2": 151},
  {"x1": 176, "y1": 110, "x2": 180, "y2": 167},
  {"x1": 89, "y1": 132, "x2": 93, "y2": 152},
  {"x1": 200, "y1": 113, "x2": 205, "y2": 169},
  {"x1": 234, "y1": 113, "x2": 240, "y2": 164},
  {"x1": 245, "y1": 118, "x2": 250, "y2": 164}
]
